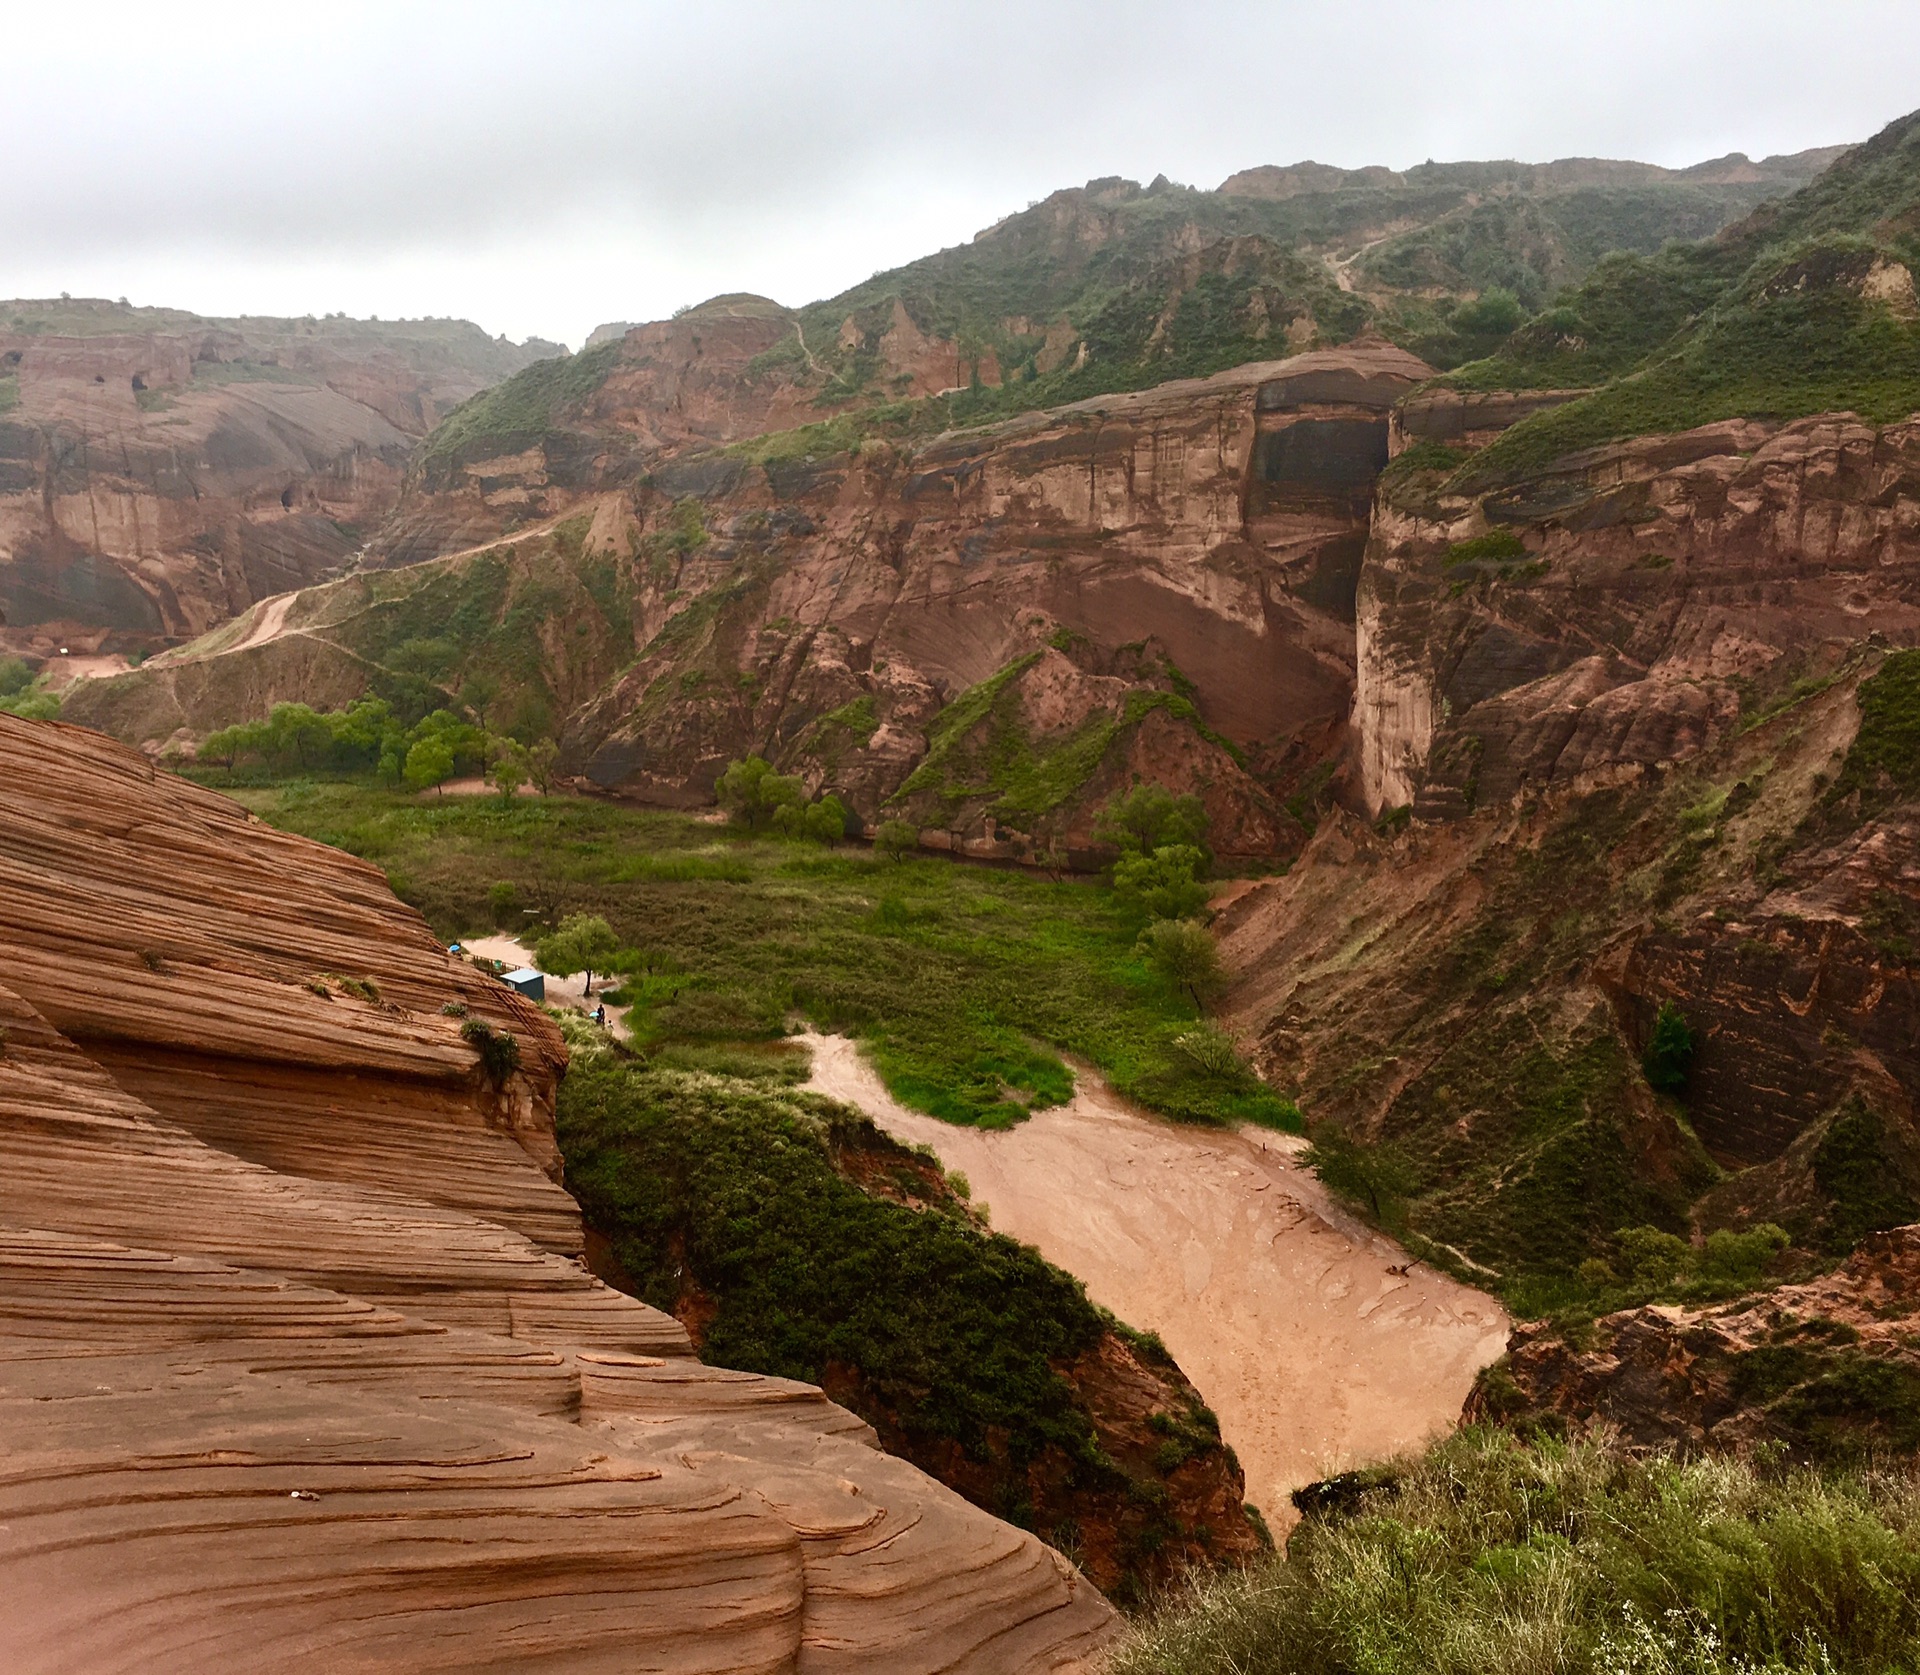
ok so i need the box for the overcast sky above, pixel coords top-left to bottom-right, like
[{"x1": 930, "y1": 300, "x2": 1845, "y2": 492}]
[{"x1": 8, "y1": 1, "x2": 1917, "y2": 348}]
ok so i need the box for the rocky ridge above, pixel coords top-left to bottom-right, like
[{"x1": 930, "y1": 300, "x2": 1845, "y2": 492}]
[{"x1": 0, "y1": 712, "x2": 1117, "y2": 1670}]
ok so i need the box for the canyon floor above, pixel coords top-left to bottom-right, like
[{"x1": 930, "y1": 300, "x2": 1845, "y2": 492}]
[{"x1": 799, "y1": 1030, "x2": 1509, "y2": 1525}]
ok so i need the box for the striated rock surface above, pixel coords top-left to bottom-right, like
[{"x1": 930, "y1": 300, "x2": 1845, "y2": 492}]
[
  {"x1": 0, "y1": 301, "x2": 554, "y2": 662},
  {"x1": 1357, "y1": 414, "x2": 1920, "y2": 818},
  {"x1": 0, "y1": 713, "x2": 1116, "y2": 1670}
]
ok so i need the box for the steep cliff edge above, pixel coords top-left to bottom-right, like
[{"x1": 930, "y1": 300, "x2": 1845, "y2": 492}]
[{"x1": 0, "y1": 712, "x2": 1118, "y2": 1669}]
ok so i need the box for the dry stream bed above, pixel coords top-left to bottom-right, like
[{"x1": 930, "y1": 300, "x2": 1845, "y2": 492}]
[{"x1": 801, "y1": 1031, "x2": 1509, "y2": 1527}]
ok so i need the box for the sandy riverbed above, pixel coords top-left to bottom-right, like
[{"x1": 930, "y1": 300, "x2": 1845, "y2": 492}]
[{"x1": 799, "y1": 1031, "x2": 1509, "y2": 1525}]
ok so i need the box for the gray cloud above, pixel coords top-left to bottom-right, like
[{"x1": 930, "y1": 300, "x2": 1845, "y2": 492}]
[{"x1": 7, "y1": 0, "x2": 1918, "y2": 346}]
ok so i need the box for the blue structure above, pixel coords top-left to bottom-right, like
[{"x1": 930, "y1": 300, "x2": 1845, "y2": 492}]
[{"x1": 501, "y1": 967, "x2": 545, "y2": 1002}]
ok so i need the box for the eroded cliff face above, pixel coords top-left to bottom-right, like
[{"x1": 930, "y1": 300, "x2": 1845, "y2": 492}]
[
  {"x1": 0, "y1": 713, "x2": 1117, "y2": 1670},
  {"x1": 1472, "y1": 1225, "x2": 1920, "y2": 1456},
  {"x1": 0, "y1": 309, "x2": 549, "y2": 662},
  {"x1": 1356, "y1": 414, "x2": 1920, "y2": 818},
  {"x1": 376, "y1": 293, "x2": 1008, "y2": 568},
  {"x1": 566, "y1": 342, "x2": 1427, "y2": 858},
  {"x1": 77, "y1": 342, "x2": 1431, "y2": 862}
]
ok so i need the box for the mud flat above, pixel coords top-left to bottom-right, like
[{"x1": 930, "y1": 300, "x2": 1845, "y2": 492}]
[{"x1": 800, "y1": 1032, "x2": 1509, "y2": 1525}]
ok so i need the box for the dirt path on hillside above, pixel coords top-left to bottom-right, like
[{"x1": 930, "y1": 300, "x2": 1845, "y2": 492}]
[{"x1": 799, "y1": 1031, "x2": 1509, "y2": 1527}]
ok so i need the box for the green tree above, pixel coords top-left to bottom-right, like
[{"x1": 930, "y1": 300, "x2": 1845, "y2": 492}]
[
  {"x1": 487, "y1": 737, "x2": 531, "y2": 801},
  {"x1": 536, "y1": 913, "x2": 620, "y2": 997},
  {"x1": 1643, "y1": 1001, "x2": 1694, "y2": 1094},
  {"x1": 1095, "y1": 783, "x2": 1210, "y2": 859},
  {"x1": 1113, "y1": 845, "x2": 1212, "y2": 920},
  {"x1": 716, "y1": 755, "x2": 804, "y2": 830},
  {"x1": 403, "y1": 736, "x2": 455, "y2": 795},
  {"x1": 526, "y1": 737, "x2": 560, "y2": 796},
  {"x1": 874, "y1": 818, "x2": 918, "y2": 861},
  {"x1": 774, "y1": 793, "x2": 850, "y2": 845},
  {"x1": 1136, "y1": 917, "x2": 1224, "y2": 1009}
]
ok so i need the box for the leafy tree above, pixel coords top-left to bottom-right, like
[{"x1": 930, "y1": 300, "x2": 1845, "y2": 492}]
[
  {"x1": 536, "y1": 913, "x2": 620, "y2": 996},
  {"x1": 874, "y1": 818, "x2": 919, "y2": 861},
  {"x1": 1136, "y1": 917, "x2": 1224, "y2": 1009},
  {"x1": 0, "y1": 656, "x2": 34, "y2": 697},
  {"x1": 487, "y1": 737, "x2": 531, "y2": 801},
  {"x1": 403, "y1": 736, "x2": 456, "y2": 794},
  {"x1": 1113, "y1": 845, "x2": 1212, "y2": 920},
  {"x1": 716, "y1": 755, "x2": 804, "y2": 830},
  {"x1": 1307, "y1": 1132, "x2": 1422, "y2": 1222},
  {"x1": 1642, "y1": 1001, "x2": 1694, "y2": 1094},
  {"x1": 774, "y1": 793, "x2": 850, "y2": 845},
  {"x1": 1095, "y1": 783, "x2": 1210, "y2": 859},
  {"x1": 526, "y1": 738, "x2": 560, "y2": 796}
]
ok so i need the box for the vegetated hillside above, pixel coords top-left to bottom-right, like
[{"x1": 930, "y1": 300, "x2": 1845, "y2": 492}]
[
  {"x1": 382, "y1": 142, "x2": 1836, "y2": 563},
  {"x1": 222, "y1": 781, "x2": 1284, "y2": 1600},
  {"x1": 1435, "y1": 106, "x2": 1920, "y2": 434},
  {"x1": 0, "y1": 712, "x2": 1120, "y2": 1669},
  {"x1": 0, "y1": 296, "x2": 558, "y2": 665},
  {"x1": 75, "y1": 344, "x2": 1430, "y2": 864}
]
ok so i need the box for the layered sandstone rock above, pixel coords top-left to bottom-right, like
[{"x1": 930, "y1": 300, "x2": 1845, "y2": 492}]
[
  {"x1": 565, "y1": 342, "x2": 1430, "y2": 856},
  {"x1": 75, "y1": 342, "x2": 1432, "y2": 861},
  {"x1": 0, "y1": 713, "x2": 1116, "y2": 1670}
]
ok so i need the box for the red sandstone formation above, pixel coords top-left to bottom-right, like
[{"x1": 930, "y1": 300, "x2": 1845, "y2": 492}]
[
  {"x1": 0, "y1": 712, "x2": 1115, "y2": 1671},
  {"x1": 0, "y1": 305, "x2": 551, "y2": 660},
  {"x1": 1357, "y1": 414, "x2": 1920, "y2": 819}
]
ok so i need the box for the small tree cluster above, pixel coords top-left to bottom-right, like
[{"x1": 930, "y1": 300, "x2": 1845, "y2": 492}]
[
  {"x1": 716, "y1": 756, "x2": 849, "y2": 844},
  {"x1": 199, "y1": 698, "x2": 559, "y2": 795}
]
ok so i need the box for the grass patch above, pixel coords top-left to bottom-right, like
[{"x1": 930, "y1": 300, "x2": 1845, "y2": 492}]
[
  {"x1": 224, "y1": 780, "x2": 1296, "y2": 1132},
  {"x1": 1112, "y1": 1425, "x2": 1920, "y2": 1674}
]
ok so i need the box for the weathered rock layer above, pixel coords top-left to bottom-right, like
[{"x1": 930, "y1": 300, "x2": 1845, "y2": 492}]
[{"x1": 0, "y1": 713, "x2": 1115, "y2": 1671}]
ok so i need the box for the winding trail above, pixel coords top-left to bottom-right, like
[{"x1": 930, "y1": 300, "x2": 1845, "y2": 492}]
[{"x1": 800, "y1": 1032, "x2": 1509, "y2": 1527}]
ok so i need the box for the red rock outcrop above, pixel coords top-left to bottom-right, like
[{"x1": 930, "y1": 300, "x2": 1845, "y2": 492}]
[
  {"x1": 0, "y1": 712, "x2": 1116, "y2": 1670},
  {"x1": 1470, "y1": 1225, "x2": 1920, "y2": 1453},
  {"x1": 565, "y1": 342, "x2": 1430, "y2": 856}
]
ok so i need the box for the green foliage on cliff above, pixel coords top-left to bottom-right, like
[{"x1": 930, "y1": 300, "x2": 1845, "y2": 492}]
[
  {"x1": 1831, "y1": 649, "x2": 1920, "y2": 811},
  {"x1": 1113, "y1": 1425, "x2": 1920, "y2": 1675},
  {"x1": 1436, "y1": 111, "x2": 1920, "y2": 481},
  {"x1": 421, "y1": 339, "x2": 623, "y2": 467},
  {"x1": 1643, "y1": 1001, "x2": 1696, "y2": 1094},
  {"x1": 560, "y1": 1054, "x2": 1110, "y2": 1458},
  {"x1": 1457, "y1": 237, "x2": 1920, "y2": 485},
  {"x1": 891, "y1": 654, "x2": 1240, "y2": 835},
  {"x1": 1814, "y1": 1101, "x2": 1920, "y2": 1255}
]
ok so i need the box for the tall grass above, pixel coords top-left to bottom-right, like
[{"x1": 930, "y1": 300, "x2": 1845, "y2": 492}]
[{"x1": 1110, "y1": 1428, "x2": 1920, "y2": 1674}]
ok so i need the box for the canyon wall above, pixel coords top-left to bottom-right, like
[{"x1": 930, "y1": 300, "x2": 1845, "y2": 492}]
[
  {"x1": 0, "y1": 712, "x2": 1117, "y2": 1670},
  {"x1": 0, "y1": 307, "x2": 552, "y2": 663},
  {"x1": 73, "y1": 342, "x2": 1433, "y2": 861}
]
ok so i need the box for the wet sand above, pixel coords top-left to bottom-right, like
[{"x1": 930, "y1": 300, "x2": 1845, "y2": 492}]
[{"x1": 799, "y1": 1031, "x2": 1509, "y2": 1525}]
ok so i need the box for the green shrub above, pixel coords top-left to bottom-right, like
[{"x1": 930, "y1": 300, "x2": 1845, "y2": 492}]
[
  {"x1": 716, "y1": 755, "x2": 804, "y2": 830},
  {"x1": 1113, "y1": 845, "x2": 1211, "y2": 921},
  {"x1": 873, "y1": 818, "x2": 919, "y2": 860},
  {"x1": 460, "y1": 1017, "x2": 521, "y2": 1082},
  {"x1": 1643, "y1": 1001, "x2": 1695, "y2": 1094},
  {"x1": 1136, "y1": 918, "x2": 1224, "y2": 1009}
]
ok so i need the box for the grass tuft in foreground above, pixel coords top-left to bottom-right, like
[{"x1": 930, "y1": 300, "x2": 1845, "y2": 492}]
[{"x1": 1112, "y1": 1426, "x2": 1920, "y2": 1674}]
